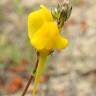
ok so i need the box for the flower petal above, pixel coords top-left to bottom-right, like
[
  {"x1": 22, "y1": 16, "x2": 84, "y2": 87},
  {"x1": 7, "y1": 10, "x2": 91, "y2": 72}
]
[
  {"x1": 31, "y1": 22, "x2": 59, "y2": 50},
  {"x1": 55, "y1": 35, "x2": 69, "y2": 49},
  {"x1": 30, "y1": 21, "x2": 68, "y2": 50},
  {"x1": 28, "y1": 5, "x2": 53, "y2": 39}
]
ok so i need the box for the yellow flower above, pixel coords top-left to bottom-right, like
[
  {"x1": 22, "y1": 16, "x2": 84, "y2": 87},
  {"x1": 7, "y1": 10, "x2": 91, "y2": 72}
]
[
  {"x1": 28, "y1": 5, "x2": 68, "y2": 96},
  {"x1": 28, "y1": 5, "x2": 68, "y2": 51}
]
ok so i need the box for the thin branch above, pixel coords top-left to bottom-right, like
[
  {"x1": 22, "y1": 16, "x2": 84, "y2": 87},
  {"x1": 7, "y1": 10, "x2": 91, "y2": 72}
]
[
  {"x1": 21, "y1": 53, "x2": 39, "y2": 96},
  {"x1": 21, "y1": 74, "x2": 34, "y2": 96}
]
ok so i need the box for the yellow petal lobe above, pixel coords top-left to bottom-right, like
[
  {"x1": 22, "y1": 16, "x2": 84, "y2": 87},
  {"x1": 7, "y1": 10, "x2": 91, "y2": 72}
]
[{"x1": 28, "y1": 5, "x2": 53, "y2": 37}]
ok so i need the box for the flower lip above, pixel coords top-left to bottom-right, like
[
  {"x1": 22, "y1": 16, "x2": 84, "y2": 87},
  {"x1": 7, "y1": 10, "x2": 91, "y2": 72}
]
[
  {"x1": 28, "y1": 5, "x2": 53, "y2": 38},
  {"x1": 31, "y1": 21, "x2": 68, "y2": 51}
]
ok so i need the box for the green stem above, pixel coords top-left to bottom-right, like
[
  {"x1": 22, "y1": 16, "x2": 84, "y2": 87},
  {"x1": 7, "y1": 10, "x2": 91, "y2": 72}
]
[{"x1": 32, "y1": 52, "x2": 48, "y2": 96}]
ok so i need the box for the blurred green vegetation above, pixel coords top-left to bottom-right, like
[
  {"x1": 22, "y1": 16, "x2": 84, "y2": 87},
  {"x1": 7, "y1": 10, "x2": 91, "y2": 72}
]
[{"x1": 0, "y1": 0, "x2": 37, "y2": 68}]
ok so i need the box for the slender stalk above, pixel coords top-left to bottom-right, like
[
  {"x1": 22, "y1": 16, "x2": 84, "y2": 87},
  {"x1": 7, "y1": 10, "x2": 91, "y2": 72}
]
[
  {"x1": 21, "y1": 53, "x2": 39, "y2": 96},
  {"x1": 21, "y1": 75, "x2": 33, "y2": 96},
  {"x1": 32, "y1": 53, "x2": 48, "y2": 96}
]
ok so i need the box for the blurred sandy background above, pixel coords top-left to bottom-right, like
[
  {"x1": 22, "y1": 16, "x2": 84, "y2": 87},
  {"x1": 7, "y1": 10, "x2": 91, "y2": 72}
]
[{"x1": 0, "y1": 0, "x2": 96, "y2": 96}]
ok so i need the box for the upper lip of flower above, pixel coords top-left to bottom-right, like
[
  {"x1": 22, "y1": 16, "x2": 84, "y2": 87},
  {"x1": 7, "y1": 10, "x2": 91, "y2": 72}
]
[{"x1": 28, "y1": 5, "x2": 53, "y2": 35}]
